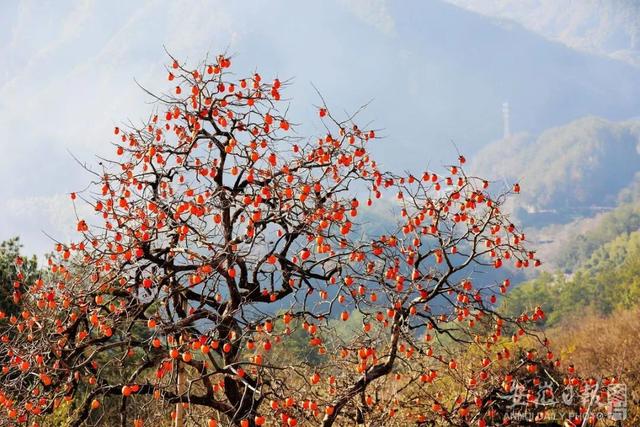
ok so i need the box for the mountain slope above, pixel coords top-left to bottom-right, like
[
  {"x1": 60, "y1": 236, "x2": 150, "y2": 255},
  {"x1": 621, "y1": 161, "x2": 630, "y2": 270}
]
[
  {"x1": 503, "y1": 221, "x2": 640, "y2": 326},
  {"x1": 444, "y1": 0, "x2": 640, "y2": 68},
  {"x1": 472, "y1": 116, "x2": 640, "y2": 219}
]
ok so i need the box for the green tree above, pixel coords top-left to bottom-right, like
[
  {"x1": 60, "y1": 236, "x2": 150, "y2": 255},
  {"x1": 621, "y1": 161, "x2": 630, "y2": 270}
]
[{"x1": 0, "y1": 237, "x2": 38, "y2": 316}]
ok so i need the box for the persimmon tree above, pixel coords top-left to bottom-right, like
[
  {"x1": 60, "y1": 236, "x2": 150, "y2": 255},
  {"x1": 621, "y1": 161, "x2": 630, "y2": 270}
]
[{"x1": 0, "y1": 55, "x2": 612, "y2": 427}]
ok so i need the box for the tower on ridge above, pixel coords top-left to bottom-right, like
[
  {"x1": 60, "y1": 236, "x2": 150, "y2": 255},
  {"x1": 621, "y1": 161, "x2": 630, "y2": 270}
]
[{"x1": 502, "y1": 101, "x2": 511, "y2": 139}]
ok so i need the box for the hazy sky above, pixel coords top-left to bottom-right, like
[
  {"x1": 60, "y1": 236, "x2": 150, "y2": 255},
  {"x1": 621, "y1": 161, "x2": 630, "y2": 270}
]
[{"x1": 2, "y1": 0, "x2": 640, "y2": 257}]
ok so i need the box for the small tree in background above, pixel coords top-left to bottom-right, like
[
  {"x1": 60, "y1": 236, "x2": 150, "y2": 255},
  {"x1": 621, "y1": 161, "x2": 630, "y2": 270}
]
[
  {"x1": 0, "y1": 238, "x2": 38, "y2": 317},
  {"x1": 0, "y1": 55, "x2": 612, "y2": 427}
]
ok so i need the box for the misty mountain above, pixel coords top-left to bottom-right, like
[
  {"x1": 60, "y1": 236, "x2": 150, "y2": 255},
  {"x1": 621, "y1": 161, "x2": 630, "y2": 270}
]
[
  {"x1": 6, "y1": 1, "x2": 640, "y2": 258},
  {"x1": 226, "y1": 1, "x2": 640, "y2": 172},
  {"x1": 444, "y1": 0, "x2": 640, "y2": 68}
]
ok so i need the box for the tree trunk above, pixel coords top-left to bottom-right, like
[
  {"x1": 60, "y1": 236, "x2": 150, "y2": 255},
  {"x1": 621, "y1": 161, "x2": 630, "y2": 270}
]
[{"x1": 175, "y1": 359, "x2": 186, "y2": 427}]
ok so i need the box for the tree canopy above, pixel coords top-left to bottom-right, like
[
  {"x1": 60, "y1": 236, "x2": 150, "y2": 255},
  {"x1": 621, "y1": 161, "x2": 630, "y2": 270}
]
[{"x1": 0, "y1": 54, "x2": 609, "y2": 427}]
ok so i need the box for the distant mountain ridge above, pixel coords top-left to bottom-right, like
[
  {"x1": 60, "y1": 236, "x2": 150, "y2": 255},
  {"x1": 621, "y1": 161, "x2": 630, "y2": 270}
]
[
  {"x1": 472, "y1": 116, "x2": 640, "y2": 223},
  {"x1": 444, "y1": 0, "x2": 640, "y2": 68}
]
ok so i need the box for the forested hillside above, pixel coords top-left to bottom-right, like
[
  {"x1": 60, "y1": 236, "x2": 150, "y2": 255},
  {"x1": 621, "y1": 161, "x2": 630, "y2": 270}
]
[
  {"x1": 472, "y1": 117, "x2": 640, "y2": 222},
  {"x1": 503, "y1": 226, "x2": 640, "y2": 326}
]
